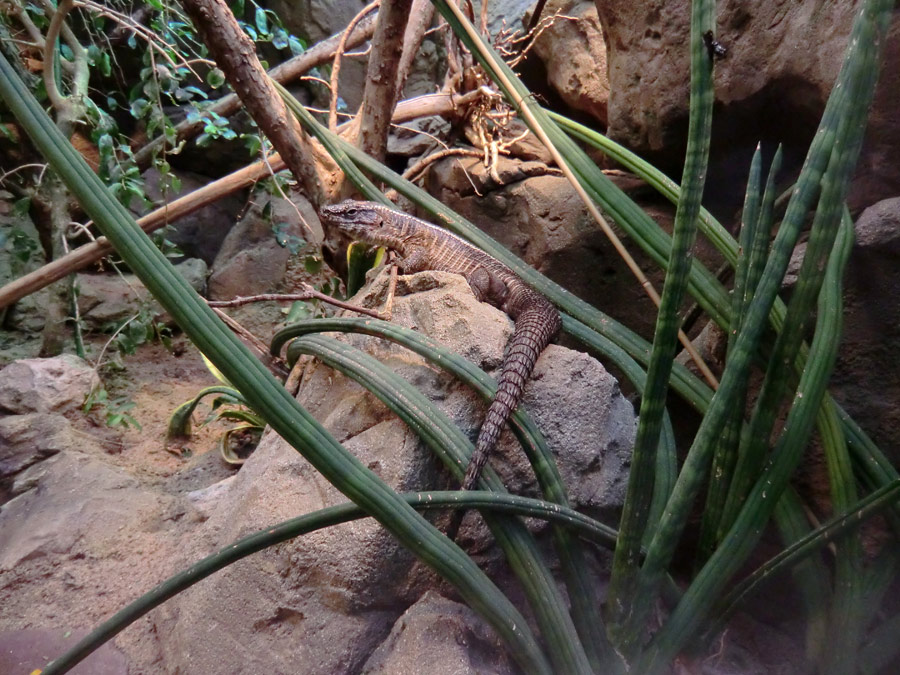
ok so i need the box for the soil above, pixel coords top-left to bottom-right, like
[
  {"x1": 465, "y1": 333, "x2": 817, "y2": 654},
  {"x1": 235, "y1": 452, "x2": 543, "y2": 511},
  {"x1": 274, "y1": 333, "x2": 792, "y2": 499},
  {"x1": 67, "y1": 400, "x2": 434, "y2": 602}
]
[{"x1": 78, "y1": 338, "x2": 228, "y2": 481}]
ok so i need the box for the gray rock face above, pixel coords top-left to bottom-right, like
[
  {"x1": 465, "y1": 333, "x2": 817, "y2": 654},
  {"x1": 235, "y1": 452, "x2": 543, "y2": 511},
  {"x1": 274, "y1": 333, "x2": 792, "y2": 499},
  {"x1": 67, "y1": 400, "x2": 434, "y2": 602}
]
[
  {"x1": 0, "y1": 451, "x2": 167, "y2": 570},
  {"x1": 154, "y1": 269, "x2": 634, "y2": 673},
  {"x1": 0, "y1": 628, "x2": 128, "y2": 675},
  {"x1": 0, "y1": 448, "x2": 190, "y2": 671},
  {"x1": 76, "y1": 258, "x2": 207, "y2": 330},
  {"x1": 208, "y1": 190, "x2": 321, "y2": 301},
  {"x1": 833, "y1": 197, "x2": 900, "y2": 466},
  {"x1": 138, "y1": 168, "x2": 245, "y2": 264},
  {"x1": 0, "y1": 354, "x2": 99, "y2": 414},
  {"x1": 529, "y1": 0, "x2": 609, "y2": 125},
  {"x1": 0, "y1": 414, "x2": 74, "y2": 480},
  {"x1": 361, "y1": 591, "x2": 516, "y2": 674},
  {"x1": 593, "y1": 1, "x2": 900, "y2": 213}
]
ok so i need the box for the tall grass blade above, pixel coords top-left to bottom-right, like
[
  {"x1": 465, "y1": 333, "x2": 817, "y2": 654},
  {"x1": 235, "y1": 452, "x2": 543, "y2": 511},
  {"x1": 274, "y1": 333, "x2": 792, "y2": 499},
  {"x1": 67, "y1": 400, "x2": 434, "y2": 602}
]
[
  {"x1": 696, "y1": 146, "x2": 764, "y2": 565},
  {"x1": 638, "y1": 209, "x2": 855, "y2": 670},
  {"x1": 628, "y1": 0, "x2": 893, "y2": 661},
  {"x1": 820, "y1": 382, "x2": 866, "y2": 673},
  {"x1": 709, "y1": 480, "x2": 900, "y2": 637},
  {"x1": 771, "y1": 488, "x2": 832, "y2": 665},
  {"x1": 606, "y1": 0, "x2": 717, "y2": 653}
]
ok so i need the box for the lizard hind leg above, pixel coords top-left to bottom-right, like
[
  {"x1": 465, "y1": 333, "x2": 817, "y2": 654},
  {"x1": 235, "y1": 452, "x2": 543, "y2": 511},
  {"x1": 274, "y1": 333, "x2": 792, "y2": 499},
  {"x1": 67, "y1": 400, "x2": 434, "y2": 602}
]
[{"x1": 467, "y1": 266, "x2": 509, "y2": 306}]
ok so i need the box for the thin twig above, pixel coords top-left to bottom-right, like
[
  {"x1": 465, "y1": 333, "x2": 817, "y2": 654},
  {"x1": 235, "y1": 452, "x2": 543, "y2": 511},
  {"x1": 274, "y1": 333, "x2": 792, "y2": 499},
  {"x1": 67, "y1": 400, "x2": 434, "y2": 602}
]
[
  {"x1": 0, "y1": 162, "x2": 48, "y2": 186},
  {"x1": 207, "y1": 288, "x2": 386, "y2": 320},
  {"x1": 329, "y1": 1, "x2": 380, "y2": 132},
  {"x1": 42, "y1": 0, "x2": 74, "y2": 111}
]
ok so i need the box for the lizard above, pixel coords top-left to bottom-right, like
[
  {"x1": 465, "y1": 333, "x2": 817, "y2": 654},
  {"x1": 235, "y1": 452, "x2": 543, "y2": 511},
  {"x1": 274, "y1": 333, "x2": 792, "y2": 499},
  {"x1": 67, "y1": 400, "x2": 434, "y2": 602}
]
[{"x1": 320, "y1": 200, "x2": 562, "y2": 505}]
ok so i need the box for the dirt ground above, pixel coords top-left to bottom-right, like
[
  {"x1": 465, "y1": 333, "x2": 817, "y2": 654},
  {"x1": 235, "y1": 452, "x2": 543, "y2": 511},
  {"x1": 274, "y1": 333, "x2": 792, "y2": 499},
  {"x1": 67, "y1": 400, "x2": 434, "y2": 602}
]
[{"x1": 77, "y1": 338, "x2": 228, "y2": 480}]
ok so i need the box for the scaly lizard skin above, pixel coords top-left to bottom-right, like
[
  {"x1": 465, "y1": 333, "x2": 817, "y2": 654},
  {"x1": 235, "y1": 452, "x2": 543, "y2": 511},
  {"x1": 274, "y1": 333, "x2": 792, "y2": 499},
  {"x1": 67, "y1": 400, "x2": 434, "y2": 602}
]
[{"x1": 321, "y1": 200, "x2": 561, "y2": 494}]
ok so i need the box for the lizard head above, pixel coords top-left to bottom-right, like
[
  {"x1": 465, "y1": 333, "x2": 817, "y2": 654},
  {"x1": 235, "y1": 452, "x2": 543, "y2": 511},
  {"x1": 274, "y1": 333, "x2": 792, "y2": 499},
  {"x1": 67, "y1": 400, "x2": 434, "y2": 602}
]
[{"x1": 320, "y1": 201, "x2": 390, "y2": 242}]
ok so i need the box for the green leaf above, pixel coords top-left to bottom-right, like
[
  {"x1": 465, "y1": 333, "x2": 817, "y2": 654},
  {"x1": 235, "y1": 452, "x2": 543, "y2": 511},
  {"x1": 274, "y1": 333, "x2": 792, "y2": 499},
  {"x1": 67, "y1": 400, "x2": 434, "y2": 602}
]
[
  {"x1": 206, "y1": 68, "x2": 225, "y2": 89},
  {"x1": 254, "y1": 7, "x2": 269, "y2": 35}
]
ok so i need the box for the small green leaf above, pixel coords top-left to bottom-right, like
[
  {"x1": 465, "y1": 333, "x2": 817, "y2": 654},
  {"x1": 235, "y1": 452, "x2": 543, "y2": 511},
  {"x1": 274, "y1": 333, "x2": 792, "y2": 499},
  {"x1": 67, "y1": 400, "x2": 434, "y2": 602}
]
[
  {"x1": 303, "y1": 255, "x2": 323, "y2": 274},
  {"x1": 289, "y1": 36, "x2": 305, "y2": 56},
  {"x1": 206, "y1": 68, "x2": 225, "y2": 89},
  {"x1": 254, "y1": 7, "x2": 269, "y2": 35}
]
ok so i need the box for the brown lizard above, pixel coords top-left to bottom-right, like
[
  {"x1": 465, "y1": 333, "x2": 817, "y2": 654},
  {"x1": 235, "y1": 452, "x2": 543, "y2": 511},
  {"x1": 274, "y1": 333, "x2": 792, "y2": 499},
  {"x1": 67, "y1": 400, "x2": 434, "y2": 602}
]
[{"x1": 320, "y1": 200, "x2": 561, "y2": 509}]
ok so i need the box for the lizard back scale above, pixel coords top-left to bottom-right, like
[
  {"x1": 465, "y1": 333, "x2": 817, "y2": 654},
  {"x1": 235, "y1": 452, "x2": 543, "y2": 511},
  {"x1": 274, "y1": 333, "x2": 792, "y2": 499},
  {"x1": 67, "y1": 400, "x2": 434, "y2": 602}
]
[{"x1": 320, "y1": 200, "x2": 562, "y2": 496}]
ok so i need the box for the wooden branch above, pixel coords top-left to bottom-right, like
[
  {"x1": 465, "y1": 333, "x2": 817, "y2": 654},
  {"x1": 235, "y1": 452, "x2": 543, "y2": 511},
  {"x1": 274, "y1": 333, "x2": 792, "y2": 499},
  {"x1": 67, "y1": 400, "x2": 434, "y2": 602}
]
[
  {"x1": 42, "y1": 0, "x2": 73, "y2": 112},
  {"x1": 208, "y1": 289, "x2": 385, "y2": 319},
  {"x1": 0, "y1": 90, "x2": 486, "y2": 310},
  {"x1": 0, "y1": 159, "x2": 276, "y2": 309},
  {"x1": 180, "y1": 0, "x2": 324, "y2": 206},
  {"x1": 132, "y1": 7, "x2": 378, "y2": 169},
  {"x1": 329, "y1": 1, "x2": 379, "y2": 132},
  {"x1": 395, "y1": 0, "x2": 434, "y2": 97},
  {"x1": 356, "y1": 0, "x2": 414, "y2": 164}
]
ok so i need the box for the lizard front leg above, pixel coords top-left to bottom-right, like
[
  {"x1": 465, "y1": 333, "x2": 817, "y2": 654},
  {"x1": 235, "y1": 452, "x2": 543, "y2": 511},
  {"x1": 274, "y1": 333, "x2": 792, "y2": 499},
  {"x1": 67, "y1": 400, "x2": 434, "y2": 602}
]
[{"x1": 396, "y1": 248, "x2": 431, "y2": 274}]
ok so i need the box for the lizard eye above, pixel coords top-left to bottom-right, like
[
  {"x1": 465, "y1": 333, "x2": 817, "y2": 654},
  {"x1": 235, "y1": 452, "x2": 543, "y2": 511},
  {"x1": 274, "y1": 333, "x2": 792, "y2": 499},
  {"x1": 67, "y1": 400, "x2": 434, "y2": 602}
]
[{"x1": 345, "y1": 207, "x2": 358, "y2": 217}]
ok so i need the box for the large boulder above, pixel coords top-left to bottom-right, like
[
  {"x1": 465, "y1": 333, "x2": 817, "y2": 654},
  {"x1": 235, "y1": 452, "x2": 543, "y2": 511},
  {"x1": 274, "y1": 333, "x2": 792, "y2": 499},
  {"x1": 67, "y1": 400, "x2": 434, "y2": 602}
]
[
  {"x1": 0, "y1": 414, "x2": 75, "y2": 482},
  {"x1": 529, "y1": 0, "x2": 609, "y2": 126},
  {"x1": 152, "y1": 268, "x2": 635, "y2": 673},
  {"x1": 76, "y1": 258, "x2": 207, "y2": 330},
  {"x1": 828, "y1": 197, "x2": 900, "y2": 465},
  {"x1": 361, "y1": 591, "x2": 517, "y2": 674},
  {"x1": 0, "y1": 449, "x2": 193, "y2": 673},
  {"x1": 0, "y1": 354, "x2": 99, "y2": 415},
  {"x1": 138, "y1": 168, "x2": 245, "y2": 264},
  {"x1": 208, "y1": 189, "x2": 321, "y2": 301}
]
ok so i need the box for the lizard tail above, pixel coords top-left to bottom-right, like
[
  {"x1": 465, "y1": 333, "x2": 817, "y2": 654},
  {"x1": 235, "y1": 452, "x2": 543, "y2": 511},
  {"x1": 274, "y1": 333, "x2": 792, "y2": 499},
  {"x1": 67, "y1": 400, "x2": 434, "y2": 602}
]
[{"x1": 460, "y1": 303, "x2": 561, "y2": 491}]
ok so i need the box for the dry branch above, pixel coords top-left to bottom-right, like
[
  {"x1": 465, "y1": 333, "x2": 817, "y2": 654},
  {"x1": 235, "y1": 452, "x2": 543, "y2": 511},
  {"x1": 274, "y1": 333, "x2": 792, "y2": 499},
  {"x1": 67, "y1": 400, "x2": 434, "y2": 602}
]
[
  {"x1": 356, "y1": 0, "x2": 414, "y2": 164},
  {"x1": 329, "y1": 1, "x2": 380, "y2": 132},
  {"x1": 0, "y1": 90, "x2": 487, "y2": 310},
  {"x1": 395, "y1": 0, "x2": 435, "y2": 96},
  {"x1": 180, "y1": 0, "x2": 323, "y2": 205}
]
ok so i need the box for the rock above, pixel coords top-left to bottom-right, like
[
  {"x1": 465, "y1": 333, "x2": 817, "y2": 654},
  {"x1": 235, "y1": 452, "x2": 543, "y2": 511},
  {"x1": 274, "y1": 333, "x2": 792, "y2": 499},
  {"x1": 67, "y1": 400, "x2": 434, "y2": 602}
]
[
  {"x1": 0, "y1": 203, "x2": 51, "y2": 334},
  {"x1": 0, "y1": 414, "x2": 76, "y2": 480},
  {"x1": 0, "y1": 451, "x2": 169, "y2": 569},
  {"x1": 0, "y1": 628, "x2": 128, "y2": 675},
  {"x1": 208, "y1": 189, "x2": 321, "y2": 301},
  {"x1": 76, "y1": 258, "x2": 207, "y2": 330},
  {"x1": 388, "y1": 115, "x2": 452, "y2": 158},
  {"x1": 361, "y1": 591, "x2": 516, "y2": 674},
  {"x1": 0, "y1": 450, "x2": 195, "y2": 671},
  {"x1": 833, "y1": 197, "x2": 900, "y2": 466},
  {"x1": 529, "y1": 0, "x2": 609, "y2": 125},
  {"x1": 426, "y1": 153, "x2": 723, "y2": 340},
  {"x1": 152, "y1": 268, "x2": 634, "y2": 673},
  {"x1": 154, "y1": 385, "x2": 442, "y2": 674},
  {"x1": 137, "y1": 168, "x2": 245, "y2": 264},
  {"x1": 593, "y1": 2, "x2": 900, "y2": 214},
  {"x1": 0, "y1": 354, "x2": 99, "y2": 415}
]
